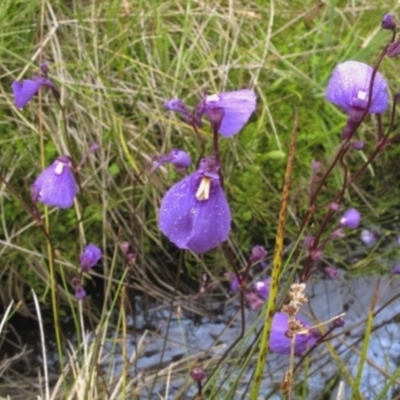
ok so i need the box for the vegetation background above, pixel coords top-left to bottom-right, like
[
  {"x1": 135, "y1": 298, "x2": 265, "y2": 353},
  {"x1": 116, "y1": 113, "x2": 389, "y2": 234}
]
[{"x1": 1, "y1": 0, "x2": 400, "y2": 398}]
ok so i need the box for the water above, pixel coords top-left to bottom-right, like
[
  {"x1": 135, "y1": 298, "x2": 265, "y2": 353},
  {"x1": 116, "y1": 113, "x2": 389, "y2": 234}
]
[{"x1": 2, "y1": 272, "x2": 400, "y2": 399}]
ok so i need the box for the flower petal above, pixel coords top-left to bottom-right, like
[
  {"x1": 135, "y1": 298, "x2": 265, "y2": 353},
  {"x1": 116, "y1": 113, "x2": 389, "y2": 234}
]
[
  {"x1": 270, "y1": 312, "x2": 317, "y2": 356},
  {"x1": 159, "y1": 174, "x2": 198, "y2": 250},
  {"x1": 159, "y1": 172, "x2": 231, "y2": 253},
  {"x1": 33, "y1": 157, "x2": 77, "y2": 209},
  {"x1": 326, "y1": 61, "x2": 388, "y2": 115},
  {"x1": 205, "y1": 89, "x2": 257, "y2": 137},
  {"x1": 12, "y1": 79, "x2": 42, "y2": 109}
]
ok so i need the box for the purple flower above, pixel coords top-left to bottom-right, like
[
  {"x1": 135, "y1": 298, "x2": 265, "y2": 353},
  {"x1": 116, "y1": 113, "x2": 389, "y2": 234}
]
[
  {"x1": 360, "y1": 229, "x2": 377, "y2": 247},
  {"x1": 12, "y1": 76, "x2": 56, "y2": 109},
  {"x1": 80, "y1": 243, "x2": 102, "y2": 272},
  {"x1": 326, "y1": 61, "x2": 388, "y2": 118},
  {"x1": 270, "y1": 312, "x2": 318, "y2": 356},
  {"x1": 340, "y1": 208, "x2": 361, "y2": 229},
  {"x1": 159, "y1": 156, "x2": 231, "y2": 253},
  {"x1": 203, "y1": 89, "x2": 257, "y2": 137},
  {"x1": 32, "y1": 156, "x2": 77, "y2": 209},
  {"x1": 253, "y1": 278, "x2": 270, "y2": 300},
  {"x1": 164, "y1": 89, "x2": 256, "y2": 136},
  {"x1": 151, "y1": 149, "x2": 192, "y2": 173}
]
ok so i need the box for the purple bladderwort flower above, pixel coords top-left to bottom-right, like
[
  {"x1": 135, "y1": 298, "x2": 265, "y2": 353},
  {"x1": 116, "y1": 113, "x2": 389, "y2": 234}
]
[
  {"x1": 165, "y1": 89, "x2": 256, "y2": 136},
  {"x1": 340, "y1": 208, "x2": 361, "y2": 229},
  {"x1": 270, "y1": 312, "x2": 319, "y2": 356},
  {"x1": 151, "y1": 149, "x2": 192, "y2": 173},
  {"x1": 361, "y1": 229, "x2": 377, "y2": 247},
  {"x1": 80, "y1": 243, "x2": 102, "y2": 272},
  {"x1": 159, "y1": 155, "x2": 231, "y2": 253},
  {"x1": 12, "y1": 76, "x2": 57, "y2": 110},
  {"x1": 253, "y1": 278, "x2": 271, "y2": 300},
  {"x1": 201, "y1": 89, "x2": 257, "y2": 137},
  {"x1": 326, "y1": 61, "x2": 389, "y2": 120},
  {"x1": 31, "y1": 156, "x2": 77, "y2": 209}
]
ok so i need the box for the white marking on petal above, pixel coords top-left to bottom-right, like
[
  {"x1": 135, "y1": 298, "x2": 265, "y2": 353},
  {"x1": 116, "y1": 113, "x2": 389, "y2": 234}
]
[
  {"x1": 255, "y1": 282, "x2": 265, "y2": 290},
  {"x1": 206, "y1": 94, "x2": 220, "y2": 102},
  {"x1": 54, "y1": 161, "x2": 64, "y2": 175},
  {"x1": 196, "y1": 177, "x2": 211, "y2": 200},
  {"x1": 357, "y1": 90, "x2": 368, "y2": 101}
]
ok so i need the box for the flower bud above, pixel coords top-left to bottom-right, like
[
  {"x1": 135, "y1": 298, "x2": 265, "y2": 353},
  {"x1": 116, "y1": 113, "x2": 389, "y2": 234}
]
[
  {"x1": 352, "y1": 141, "x2": 364, "y2": 150},
  {"x1": 119, "y1": 241, "x2": 130, "y2": 255},
  {"x1": 80, "y1": 243, "x2": 102, "y2": 272},
  {"x1": 382, "y1": 13, "x2": 396, "y2": 31},
  {"x1": 324, "y1": 266, "x2": 338, "y2": 279},
  {"x1": 387, "y1": 41, "x2": 400, "y2": 58},
  {"x1": 331, "y1": 317, "x2": 345, "y2": 329},
  {"x1": 330, "y1": 228, "x2": 346, "y2": 239},
  {"x1": 190, "y1": 366, "x2": 205, "y2": 383},
  {"x1": 74, "y1": 284, "x2": 87, "y2": 300},
  {"x1": 249, "y1": 245, "x2": 267, "y2": 264},
  {"x1": 328, "y1": 202, "x2": 341, "y2": 212}
]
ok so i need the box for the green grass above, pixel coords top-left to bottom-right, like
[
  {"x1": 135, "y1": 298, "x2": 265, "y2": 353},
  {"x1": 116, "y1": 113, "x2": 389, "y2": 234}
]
[{"x1": 1, "y1": 0, "x2": 400, "y2": 398}]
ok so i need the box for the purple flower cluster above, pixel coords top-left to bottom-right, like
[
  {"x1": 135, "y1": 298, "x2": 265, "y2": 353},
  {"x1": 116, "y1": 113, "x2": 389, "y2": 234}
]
[{"x1": 160, "y1": 89, "x2": 256, "y2": 253}]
